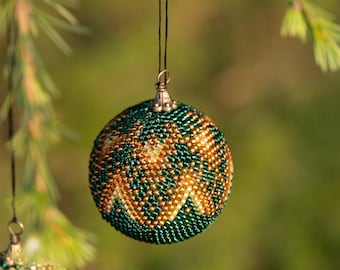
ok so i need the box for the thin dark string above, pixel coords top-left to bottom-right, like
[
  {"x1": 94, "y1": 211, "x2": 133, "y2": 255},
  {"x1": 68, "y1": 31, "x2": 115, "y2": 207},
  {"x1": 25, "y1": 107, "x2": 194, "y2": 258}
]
[
  {"x1": 158, "y1": 0, "x2": 162, "y2": 74},
  {"x1": 8, "y1": 102, "x2": 17, "y2": 222},
  {"x1": 164, "y1": 0, "x2": 168, "y2": 73},
  {"x1": 7, "y1": 17, "x2": 18, "y2": 222},
  {"x1": 158, "y1": 0, "x2": 169, "y2": 81}
]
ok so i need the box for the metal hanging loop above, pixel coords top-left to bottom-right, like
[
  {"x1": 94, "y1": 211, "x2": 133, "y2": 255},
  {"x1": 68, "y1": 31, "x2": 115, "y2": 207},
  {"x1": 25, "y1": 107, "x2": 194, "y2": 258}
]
[
  {"x1": 157, "y1": 69, "x2": 171, "y2": 85},
  {"x1": 0, "y1": 219, "x2": 25, "y2": 267},
  {"x1": 152, "y1": 70, "x2": 178, "y2": 112},
  {"x1": 8, "y1": 218, "x2": 24, "y2": 238}
]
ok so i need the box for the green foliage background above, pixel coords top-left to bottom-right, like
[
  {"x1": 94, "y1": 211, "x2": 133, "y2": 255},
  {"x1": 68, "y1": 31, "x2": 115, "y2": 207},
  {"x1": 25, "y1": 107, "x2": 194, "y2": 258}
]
[{"x1": 1, "y1": 0, "x2": 340, "y2": 269}]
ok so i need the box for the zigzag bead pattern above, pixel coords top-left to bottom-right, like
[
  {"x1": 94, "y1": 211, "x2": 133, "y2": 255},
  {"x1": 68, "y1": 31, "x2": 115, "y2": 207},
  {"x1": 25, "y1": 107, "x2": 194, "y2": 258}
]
[{"x1": 89, "y1": 100, "x2": 234, "y2": 244}]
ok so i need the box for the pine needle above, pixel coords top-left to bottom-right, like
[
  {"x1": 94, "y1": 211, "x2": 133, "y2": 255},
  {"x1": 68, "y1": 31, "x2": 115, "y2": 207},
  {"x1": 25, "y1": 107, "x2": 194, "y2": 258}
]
[{"x1": 281, "y1": 0, "x2": 340, "y2": 72}]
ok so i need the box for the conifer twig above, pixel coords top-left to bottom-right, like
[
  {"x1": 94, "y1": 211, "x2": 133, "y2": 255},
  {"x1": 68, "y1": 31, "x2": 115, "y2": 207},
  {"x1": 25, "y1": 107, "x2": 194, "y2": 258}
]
[
  {"x1": 0, "y1": 1, "x2": 94, "y2": 269},
  {"x1": 281, "y1": 0, "x2": 340, "y2": 72}
]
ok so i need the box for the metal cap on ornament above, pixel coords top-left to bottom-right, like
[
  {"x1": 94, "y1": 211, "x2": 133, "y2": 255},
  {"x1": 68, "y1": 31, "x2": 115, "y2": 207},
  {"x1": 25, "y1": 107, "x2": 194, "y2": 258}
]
[{"x1": 152, "y1": 70, "x2": 178, "y2": 112}]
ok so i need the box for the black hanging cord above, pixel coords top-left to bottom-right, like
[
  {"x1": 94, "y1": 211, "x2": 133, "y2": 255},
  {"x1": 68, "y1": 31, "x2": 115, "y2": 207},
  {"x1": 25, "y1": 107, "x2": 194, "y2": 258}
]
[
  {"x1": 158, "y1": 0, "x2": 169, "y2": 79},
  {"x1": 8, "y1": 103, "x2": 17, "y2": 222},
  {"x1": 158, "y1": 0, "x2": 162, "y2": 74},
  {"x1": 164, "y1": 0, "x2": 169, "y2": 72},
  {"x1": 6, "y1": 14, "x2": 18, "y2": 223}
]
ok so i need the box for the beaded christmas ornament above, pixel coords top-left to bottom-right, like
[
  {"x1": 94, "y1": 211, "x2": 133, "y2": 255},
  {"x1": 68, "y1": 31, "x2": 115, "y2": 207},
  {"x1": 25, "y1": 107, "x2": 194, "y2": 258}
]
[
  {"x1": 88, "y1": 1, "x2": 234, "y2": 244},
  {"x1": 89, "y1": 73, "x2": 234, "y2": 244}
]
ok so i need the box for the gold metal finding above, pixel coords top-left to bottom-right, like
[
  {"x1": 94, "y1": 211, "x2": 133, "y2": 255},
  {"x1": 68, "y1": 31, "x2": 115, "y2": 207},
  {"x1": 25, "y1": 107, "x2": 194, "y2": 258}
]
[
  {"x1": 0, "y1": 220, "x2": 56, "y2": 269},
  {"x1": 152, "y1": 70, "x2": 178, "y2": 112},
  {"x1": 0, "y1": 219, "x2": 25, "y2": 267}
]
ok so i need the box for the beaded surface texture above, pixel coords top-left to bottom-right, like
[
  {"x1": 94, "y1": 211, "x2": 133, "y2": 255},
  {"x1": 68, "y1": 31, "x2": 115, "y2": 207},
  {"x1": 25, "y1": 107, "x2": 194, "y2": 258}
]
[
  {"x1": 89, "y1": 100, "x2": 233, "y2": 244},
  {"x1": 0, "y1": 264, "x2": 54, "y2": 270}
]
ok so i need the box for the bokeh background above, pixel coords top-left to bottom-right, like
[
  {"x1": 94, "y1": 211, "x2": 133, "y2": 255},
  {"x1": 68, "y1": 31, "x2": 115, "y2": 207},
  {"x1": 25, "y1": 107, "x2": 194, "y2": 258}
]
[{"x1": 1, "y1": 0, "x2": 340, "y2": 269}]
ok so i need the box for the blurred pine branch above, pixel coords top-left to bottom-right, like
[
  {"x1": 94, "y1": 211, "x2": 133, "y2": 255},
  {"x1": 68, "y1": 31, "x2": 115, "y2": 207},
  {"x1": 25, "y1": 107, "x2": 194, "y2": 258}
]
[
  {"x1": 281, "y1": 0, "x2": 340, "y2": 72},
  {"x1": 0, "y1": 0, "x2": 94, "y2": 269}
]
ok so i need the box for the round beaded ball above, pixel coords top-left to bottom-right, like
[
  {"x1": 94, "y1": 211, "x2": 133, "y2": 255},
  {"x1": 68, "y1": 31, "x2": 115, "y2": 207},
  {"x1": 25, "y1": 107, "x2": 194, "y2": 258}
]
[{"x1": 89, "y1": 100, "x2": 233, "y2": 244}]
